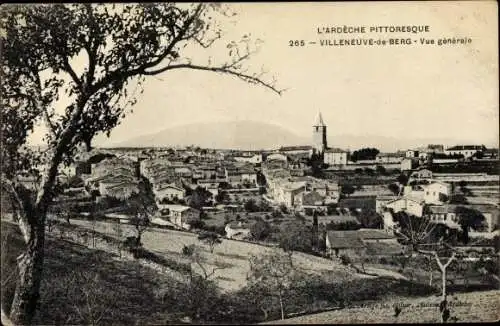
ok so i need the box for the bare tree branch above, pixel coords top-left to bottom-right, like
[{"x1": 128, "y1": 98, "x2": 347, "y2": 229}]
[{"x1": 142, "y1": 63, "x2": 282, "y2": 95}]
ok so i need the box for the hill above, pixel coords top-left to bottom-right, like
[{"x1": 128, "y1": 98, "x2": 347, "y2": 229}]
[{"x1": 108, "y1": 120, "x2": 309, "y2": 150}]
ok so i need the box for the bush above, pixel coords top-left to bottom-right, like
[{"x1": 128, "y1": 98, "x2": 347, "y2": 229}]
[
  {"x1": 379, "y1": 257, "x2": 389, "y2": 265},
  {"x1": 339, "y1": 254, "x2": 351, "y2": 266}
]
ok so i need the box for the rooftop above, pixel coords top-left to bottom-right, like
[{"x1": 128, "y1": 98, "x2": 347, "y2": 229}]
[
  {"x1": 326, "y1": 231, "x2": 365, "y2": 249},
  {"x1": 446, "y1": 145, "x2": 486, "y2": 151}
]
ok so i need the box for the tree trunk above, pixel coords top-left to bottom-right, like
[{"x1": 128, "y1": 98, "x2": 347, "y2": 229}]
[
  {"x1": 9, "y1": 220, "x2": 46, "y2": 325},
  {"x1": 429, "y1": 270, "x2": 433, "y2": 287},
  {"x1": 441, "y1": 269, "x2": 447, "y2": 300},
  {"x1": 279, "y1": 293, "x2": 285, "y2": 320}
]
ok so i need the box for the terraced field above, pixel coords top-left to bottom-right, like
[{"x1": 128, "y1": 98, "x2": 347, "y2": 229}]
[
  {"x1": 264, "y1": 290, "x2": 500, "y2": 324},
  {"x1": 65, "y1": 219, "x2": 368, "y2": 291}
]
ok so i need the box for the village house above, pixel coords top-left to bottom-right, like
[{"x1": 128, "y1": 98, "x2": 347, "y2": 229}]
[
  {"x1": 233, "y1": 153, "x2": 263, "y2": 164},
  {"x1": 426, "y1": 204, "x2": 498, "y2": 234},
  {"x1": 421, "y1": 181, "x2": 452, "y2": 205},
  {"x1": 153, "y1": 184, "x2": 186, "y2": 203},
  {"x1": 444, "y1": 145, "x2": 486, "y2": 159},
  {"x1": 197, "y1": 179, "x2": 226, "y2": 197},
  {"x1": 174, "y1": 167, "x2": 193, "y2": 179},
  {"x1": 326, "y1": 230, "x2": 366, "y2": 258},
  {"x1": 158, "y1": 204, "x2": 200, "y2": 230},
  {"x1": 324, "y1": 148, "x2": 348, "y2": 166},
  {"x1": 279, "y1": 145, "x2": 313, "y2": 157},
  {"x1": 383, "y1": 196, "x2": 425, "y2": 217},
  {"x1": 100, "y1": 181, "x2": 140, "y2": 200},
  {"x1": 401, "y1": 158, "x2": 419, "y2": 171},
  {"x1": 225, "y1": 220, "x2": 254, "y2": 240},
  {"x1": 357, "y1": 228, "x2": 398, "y2": 244},
  {"x1": 276, "y1": 181, "x2": 306, "y2": 208},
  {"x1": 375, "y1": 152, "x2": 404, "y2": 164},
  {"x1": 410, "y1": 168, "x2": 433, "y2": 180}
]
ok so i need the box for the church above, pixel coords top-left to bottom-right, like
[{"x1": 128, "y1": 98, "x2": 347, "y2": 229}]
[{"x1": 312, "y1": 112, "x2": 348, "y2": 166}]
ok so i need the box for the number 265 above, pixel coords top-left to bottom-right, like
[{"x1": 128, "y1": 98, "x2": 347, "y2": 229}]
[{"x1": 289, "y1": 40, "x2": 305, "y2": 46}]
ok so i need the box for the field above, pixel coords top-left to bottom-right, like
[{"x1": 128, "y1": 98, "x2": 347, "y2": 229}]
[
  {"x1": 264, "y1": 289, "x2": 500, "y2": 324},
  {"x1": 59, "y1": 218, "x2": 367, "y2": 291},
  {"x1": 1, "y1": 221, "x2": 196, "y2": 325}
]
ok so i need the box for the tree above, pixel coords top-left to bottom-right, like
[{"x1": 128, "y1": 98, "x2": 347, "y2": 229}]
[
  {"x1": 454, "y1": 206, "x2": 486, "y2": 244},
  {"x1": 244, "y1": 198, "x2": 259, "y2": 212},
  {"x1": 397, "y1": 173, "x2": 409, "y2": 186},
  {"x1": 179, "y1": 244, "x2": 227, "y2": 321},
  {"x1": 349, "y1": 148, "x2": 380, "y2": 162},
  {"x1": 341, "y1": 184, "x2": 355, "y2": 198},
  {"x1": 356, "y1": 209, "x2": 383, "y2": 229},
  {"x1": 278, "y1": 221, "x2": 312, "y2": 254},
  {"x1": 198, "y1": 231, "x2": 222, "y2": 253},
  {"x1": 250, "y1": 219, "x2": 272, "y2": 241},
  {"x1": 248, "y1": 250, "x2": 298, "y2": 320},
  {"x1": 375, "y1": 165, "x2": 387, "y2": 175},
  {"x1": 126, "y1": 191, "x2": 155, "y2": 250},
  {"x1": 111, "y1": 222, "x2": 124, "y2": 258},
  {"x1": 1, "y1": 4, "x2": 280, "y2": 323},
  {"x1": 215, "y1": 190, "x2": 230, "y2": 204},
  {"x1": 189, "y1": 186, "x2": 213, "y2": 210}
]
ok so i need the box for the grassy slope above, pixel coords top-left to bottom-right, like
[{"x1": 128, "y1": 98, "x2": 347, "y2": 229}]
[
  {"x1": 66, "y1": 218, "x2": 366, "y2": 291},
  {"x1": 263, "y1": 289, "x2": 500, "y2": 324},
  {"x1": 1, "y1": 221, "x2": 192, "y2": 325}
]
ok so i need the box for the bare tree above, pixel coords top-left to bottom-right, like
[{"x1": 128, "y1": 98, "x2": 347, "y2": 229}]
[
  {"x1": 71, "y1": 271, "x2": 109, "y2": 326},
  {"x1": 111, "y1": 222, "x2": 124, "y2": 258},
  {"x1": 1, "y1": 4, "x2": 280, "y2": 323},
  {"x1": 248, "y1": 249, "x2": 298, "y2": 320}
]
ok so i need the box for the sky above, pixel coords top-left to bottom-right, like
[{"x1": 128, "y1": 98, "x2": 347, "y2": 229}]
[{"x1": 28, "y1": 1, "x2": 499, "y2": 150}]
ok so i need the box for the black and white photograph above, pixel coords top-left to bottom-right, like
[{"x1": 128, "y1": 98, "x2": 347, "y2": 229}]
[{"x1": 1, "y1": 1, "x2": 499, "y2": 325}]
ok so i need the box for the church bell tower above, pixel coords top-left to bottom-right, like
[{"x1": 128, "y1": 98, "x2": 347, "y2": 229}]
[{"x1": 312, "y1": 111, "x2": 327, "y2": 154}]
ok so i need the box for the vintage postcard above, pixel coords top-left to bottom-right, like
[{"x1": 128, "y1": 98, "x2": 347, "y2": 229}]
[{"x1": 1, "y1": 1, "x2": 498, "y2": 325}]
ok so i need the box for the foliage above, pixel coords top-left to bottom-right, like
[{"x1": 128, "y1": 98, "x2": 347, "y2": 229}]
[
  {"x1": 247, "y1": 249, "x2": 298, "y2": 320},
  {"x1": 449, "y1": 194, "x2": 468, "y2": 204},
  {"x1": 375, "y1": 165, "x2": 387, "y2": 175},
  {"x1": 454, "y1": 206, "x2": 486, "y2": 244},
  {"x1": 356, "y1": 209, "x2": 383, "y2": 229},
  {"x1": 278, "y1": 221, "x2": 312, "y2": 253},
  {"x1": 197, "y1": 231, "x2": 222, "y2": 253},
  {"x1": 1, "y1": 2, "x2": 281, "y2": 320},
  {"x1": 339, "y1": 254, "x2": 351, "y2": 266},
  {"x1": 215, "y1": 190, "x2": 230, "y2": 204},
  {"x1": 250, "y1": 219, "x2": 272, "y2": 241},
  {"x1": 341, "y1": 184, "x2": 355, "y2": 197},
  {"x1": 188, "y1": 186, "x2": 213, "y2": 209},
  {"x1": 349, "y1": 148, "x2": 380, "y2": 162},
  {"x1": 326, "y1": 221, "x2": 361, "y2": 231},
  {"x1": 244, "y1": 198, "x2": 259, "y2": 212},
  {"x1": 397, "y1": 173, "x2": 409, "y2": 186}
]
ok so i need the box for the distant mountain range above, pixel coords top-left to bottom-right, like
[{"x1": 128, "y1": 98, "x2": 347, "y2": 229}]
[{"x1": 104, "y1": 120, "x2": 497, "y2": 152}]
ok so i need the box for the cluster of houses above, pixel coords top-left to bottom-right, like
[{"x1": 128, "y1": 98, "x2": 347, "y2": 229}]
[
  {"x1": 263, "y1": 163, "x2": 341, "y2": 212},
  {"x1": 84, "y1": 157, "x2": 140, "y2": 200},
  {"x1": 376, "y1": 168, "x2": 498, "y2": 236}
]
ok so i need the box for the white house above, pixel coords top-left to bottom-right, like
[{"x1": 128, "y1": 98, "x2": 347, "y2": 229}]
[
  {"x1": 158, "y1": 204, "x2": 200, "y2": 230},
  {"x1": 444, "y1": 145, "x2": 486, "y2": 159},
  {"x1": 225, "y1": 221, "x2": 253, "y2": 240},
  {"x1": 154, "y1": 184, "x2": 186, "y2": 203},
  {"x1": 233, "y1": 153, "x2": 263, "y2": 164},
  {"x1": 384, "y1": 197, "x2": 425, "y2": 217},
  {"x1": 324, "y1": 148, "x2": 348, "y2": 165},
  {"x1": 266, "y1": 153, "x2": 288, "y2": 162},
  {"x1": 421, "y1": 181, "x2": 452, "y2": 205},
  {"x1": 410, "y1": 169, "x2": 433, "y2": 180}
]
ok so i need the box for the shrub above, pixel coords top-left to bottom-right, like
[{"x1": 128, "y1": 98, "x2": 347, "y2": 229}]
[{"x1": 339, "y1": 254, "x2": 351, "y2": 266}]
